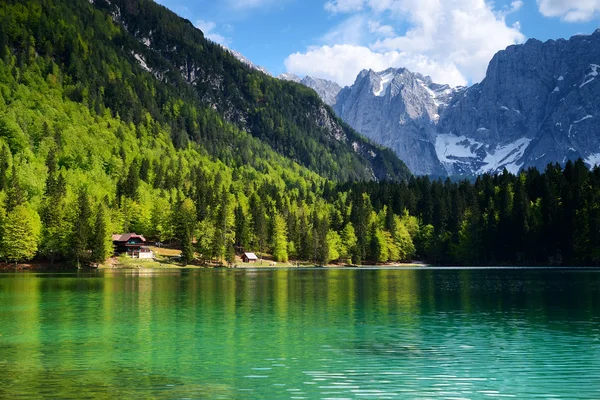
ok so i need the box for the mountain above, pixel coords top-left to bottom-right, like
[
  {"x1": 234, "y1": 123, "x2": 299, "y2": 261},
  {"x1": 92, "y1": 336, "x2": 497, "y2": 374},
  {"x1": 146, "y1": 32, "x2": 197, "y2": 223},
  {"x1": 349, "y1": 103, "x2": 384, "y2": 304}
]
[
  {"x1": 306, "y1": 31, "x2": 600, "y2": 176},
  {"x1": 90, "y1": 0, "x2": 410, "y2": 182},
  {"x1": 278, "y1": 74, "x2": 342, "y2": 107},
  {"x1": 334, "y1": 68, "x2": 458, "y2": 176},
  {"x1": 227, "y1": 48, "x2": 271, "y2": 76},
  {"x1": 277, "y1": 73, "x2": 301, "y2": 83},
  {"x1": 438, "y1": 30, "x2": 600, "y2": 175},
  {"x1": 298, "y1": 76, "x2": 342, "y2": 107}
]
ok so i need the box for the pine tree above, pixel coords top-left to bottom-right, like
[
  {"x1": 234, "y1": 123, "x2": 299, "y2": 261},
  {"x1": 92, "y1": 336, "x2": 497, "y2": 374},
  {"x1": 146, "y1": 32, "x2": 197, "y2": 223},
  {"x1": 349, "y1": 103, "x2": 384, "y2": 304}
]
[
  {"x1": 6, "y1": 162, "x2": 25, "y2": 211},
  {"x1": 234, "y1": 204, "x2": 249, "y2": 253},
  {"x1": 271, "y1": 211, "x2": 288, "y2": 263},
  {"x1": 181, "y1": 225, "x2": 194, "y2": 265},
  {"x1": 250, "y1": 193, "x2": 267, "y2": 262},
  {"x1": 72, "y1": 190, "x2": 92, "y2": 266},
  {"x1": 91, "y1": 204, "x2": 110, "y2": 263},
  {"x1": 124, "y1": 159, "x2": 140, "y2": 200},
  {"x1": 0, "y1": 141, "x2": 11, "y2": 191}
]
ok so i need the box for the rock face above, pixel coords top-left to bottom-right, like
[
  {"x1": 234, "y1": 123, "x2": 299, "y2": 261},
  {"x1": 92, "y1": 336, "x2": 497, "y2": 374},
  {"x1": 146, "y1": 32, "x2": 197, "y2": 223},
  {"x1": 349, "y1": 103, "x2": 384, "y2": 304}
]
[
  {"x1": 334, "y1": 68, "x2": 457, "y2": 176},
  {"x1": 278, "y1": 74, "x2": 342, "y2": 106},
  {"x1": 438, "y1": 30, "x2": 600, "y2": 175},
  {"x1": 302, "y1": 30, "x2": 600, "y2": 176},
  {"x1": 277, "y1": 72, "x2": 301, "y2": 83},
  {"x1": 300, "y1": 76, "x2": 342, "y2": 107},
  {"x1": 227, "y1": 48, "x2": 271, "y2": 76}
]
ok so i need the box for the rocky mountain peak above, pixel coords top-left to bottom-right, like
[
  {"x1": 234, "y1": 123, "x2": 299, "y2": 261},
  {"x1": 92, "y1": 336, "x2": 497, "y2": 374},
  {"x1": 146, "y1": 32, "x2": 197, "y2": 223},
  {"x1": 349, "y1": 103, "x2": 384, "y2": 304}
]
[{"x1": 277, "y1": 72, "x2": 301, "y2": 83}]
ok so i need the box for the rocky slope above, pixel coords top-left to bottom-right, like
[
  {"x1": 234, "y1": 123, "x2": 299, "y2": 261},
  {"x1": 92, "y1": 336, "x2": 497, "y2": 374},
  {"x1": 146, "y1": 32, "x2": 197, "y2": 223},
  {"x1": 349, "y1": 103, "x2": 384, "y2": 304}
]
[
  {"x1": 278, "y1": 74, "x2": 342, "y2": 107},
  {"x1": 438, "y1": 30, "x2": 600, "y2": 175},
  {"x1": 334, "y1": 68, "x2": 457, "y2": 176},
  {"x1": 299, "y1": 30, "x2": 600, "y2": 176}
]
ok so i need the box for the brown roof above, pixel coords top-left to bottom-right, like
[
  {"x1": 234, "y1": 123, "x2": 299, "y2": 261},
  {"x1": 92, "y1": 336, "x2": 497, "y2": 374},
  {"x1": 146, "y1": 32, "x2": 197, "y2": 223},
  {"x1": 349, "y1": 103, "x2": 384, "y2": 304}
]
[{"x1": 112, "y1": 233, "x2": 146, "y2": 243}]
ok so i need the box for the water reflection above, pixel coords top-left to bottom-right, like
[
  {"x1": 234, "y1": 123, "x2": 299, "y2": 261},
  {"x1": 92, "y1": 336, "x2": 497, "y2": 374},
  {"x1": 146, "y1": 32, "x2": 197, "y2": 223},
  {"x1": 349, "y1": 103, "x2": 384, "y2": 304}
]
[{"x1": 0, "y1": 268, "x2": 599, "y2": 398}]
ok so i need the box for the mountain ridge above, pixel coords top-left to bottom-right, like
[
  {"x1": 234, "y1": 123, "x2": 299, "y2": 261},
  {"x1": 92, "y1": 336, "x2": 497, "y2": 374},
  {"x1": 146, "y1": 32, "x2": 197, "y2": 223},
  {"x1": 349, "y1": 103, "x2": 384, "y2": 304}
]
[{"x1": 290, "y1": 30, "x2": 600, "y2": 176}]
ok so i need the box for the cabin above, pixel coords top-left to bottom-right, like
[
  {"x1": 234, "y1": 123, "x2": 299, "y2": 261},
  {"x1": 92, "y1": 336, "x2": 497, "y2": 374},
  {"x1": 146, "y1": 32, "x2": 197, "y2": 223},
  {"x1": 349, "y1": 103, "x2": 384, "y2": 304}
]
[
  {"x1": 112, "y1": 233, "x2": 152, "y2": 259},
  {"x1": 242, "y1": 252, "x2": 258, "y2": 263}
]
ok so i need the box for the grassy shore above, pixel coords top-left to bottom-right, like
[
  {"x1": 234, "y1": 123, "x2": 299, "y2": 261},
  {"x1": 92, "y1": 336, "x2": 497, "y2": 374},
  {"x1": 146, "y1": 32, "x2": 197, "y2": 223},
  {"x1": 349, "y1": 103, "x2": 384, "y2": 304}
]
[{"x1": 98, "y1": 247, "x2": 428, "y2": 270}]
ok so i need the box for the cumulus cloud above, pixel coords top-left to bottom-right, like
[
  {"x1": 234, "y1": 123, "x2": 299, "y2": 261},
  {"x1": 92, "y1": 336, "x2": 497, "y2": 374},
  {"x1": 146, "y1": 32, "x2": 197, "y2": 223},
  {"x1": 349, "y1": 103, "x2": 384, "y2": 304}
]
[
  {"x1": 537, "y1": 0, "x2": 600, "y2": 22},
  {"x1": 285, "y1": 44, "x2": 466, "y2": 87},
  {"x1": 285, "y1": 0, "x2": 525, "y2": 87},
  {"x1": 196, "y1": 20, "x2": 230, "y2": 46}
]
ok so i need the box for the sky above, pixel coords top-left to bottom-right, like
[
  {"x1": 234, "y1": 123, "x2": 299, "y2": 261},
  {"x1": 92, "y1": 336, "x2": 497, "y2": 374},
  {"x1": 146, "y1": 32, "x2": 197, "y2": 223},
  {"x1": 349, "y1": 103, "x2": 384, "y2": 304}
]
[{"x1": 154, "y1": 0, "x2": 600, "y2": 87}]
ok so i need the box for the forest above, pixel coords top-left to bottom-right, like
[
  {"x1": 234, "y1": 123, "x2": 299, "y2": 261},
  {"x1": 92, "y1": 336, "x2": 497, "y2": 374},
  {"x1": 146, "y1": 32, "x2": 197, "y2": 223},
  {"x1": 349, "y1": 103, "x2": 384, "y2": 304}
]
[{"x1": 0, "y1": 0, "x2": 599, "y2": 267}]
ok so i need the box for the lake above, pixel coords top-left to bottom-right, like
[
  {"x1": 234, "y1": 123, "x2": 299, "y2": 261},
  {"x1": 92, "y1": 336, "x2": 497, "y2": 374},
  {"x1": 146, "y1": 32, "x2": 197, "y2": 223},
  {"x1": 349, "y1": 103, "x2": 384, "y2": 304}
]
[{"x1": 0, "y1": 267, "x2": 599, "y2": 399}]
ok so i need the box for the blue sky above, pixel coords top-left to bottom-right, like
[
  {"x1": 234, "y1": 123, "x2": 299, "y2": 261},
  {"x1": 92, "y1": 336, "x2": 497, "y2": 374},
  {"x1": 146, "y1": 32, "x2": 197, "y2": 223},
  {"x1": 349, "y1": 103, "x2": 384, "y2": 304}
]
[{"x1": 154, "y1": 0, "x2": 600, "y2": 86}]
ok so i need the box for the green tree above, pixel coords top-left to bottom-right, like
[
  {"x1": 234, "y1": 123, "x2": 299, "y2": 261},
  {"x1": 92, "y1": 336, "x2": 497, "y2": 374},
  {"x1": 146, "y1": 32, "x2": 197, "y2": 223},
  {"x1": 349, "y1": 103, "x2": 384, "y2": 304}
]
[
  {"x1": 91, "y1": 204, "x2": 111, "y2": 263},
  {"x1": 72, "y1": 190, "x2": 92, "y2": 266},
  {"x1": 1, "y1": 204, "x2": 41, "y2": 264},
  {"x1": 0, "y1": 141, "x2": 11, "y2": 191},
  {"x1": 325, "y1": 230, "x2": 342, "y2": 263},
  {"x1": 271, "y1": 211, "x2": 288, "y2": 263},
  {"x1": 6, "y1": 162, "x2": 25, "y2": 211},
  {"x1": 340, "y1": 222, "x2": 357, "y2": 264}
]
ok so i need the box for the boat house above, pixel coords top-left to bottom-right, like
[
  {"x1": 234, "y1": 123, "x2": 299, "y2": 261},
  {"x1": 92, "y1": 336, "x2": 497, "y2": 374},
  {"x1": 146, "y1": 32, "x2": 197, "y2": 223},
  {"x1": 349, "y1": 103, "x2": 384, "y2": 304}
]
[
  {"x1": 112, "y1": 233, "x2": 152, "y2": 259},
  {"x1": 242, "y1": 252, "x2": 258, "y2": 263}
]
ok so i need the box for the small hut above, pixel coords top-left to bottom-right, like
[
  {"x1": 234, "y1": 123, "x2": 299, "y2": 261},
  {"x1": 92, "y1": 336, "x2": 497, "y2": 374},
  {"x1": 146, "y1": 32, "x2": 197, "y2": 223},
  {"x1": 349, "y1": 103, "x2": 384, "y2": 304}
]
[{"x1": 242, "y1": 252, "x2": 258, "y2": 263}]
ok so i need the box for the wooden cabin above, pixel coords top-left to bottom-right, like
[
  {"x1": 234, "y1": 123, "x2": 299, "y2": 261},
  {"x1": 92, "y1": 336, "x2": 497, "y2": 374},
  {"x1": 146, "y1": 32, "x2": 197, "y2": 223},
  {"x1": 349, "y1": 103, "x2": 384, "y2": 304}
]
[
  {"x1": 112, "y1": 233, "x2": 152, "y2": 258},
  {"x1": 242, "y1": 252, "x2": 258, "y2": 263}
]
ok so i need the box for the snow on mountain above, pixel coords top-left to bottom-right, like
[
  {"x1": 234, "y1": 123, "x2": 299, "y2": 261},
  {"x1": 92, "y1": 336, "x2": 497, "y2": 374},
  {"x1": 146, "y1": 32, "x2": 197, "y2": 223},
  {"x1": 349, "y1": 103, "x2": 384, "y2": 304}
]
[
  {"x1": 277, "y1": 73, "x2": 301, "y2": 83},
  {"x1": 226, "y1": 48, "x2": 271, "y2": 76}
]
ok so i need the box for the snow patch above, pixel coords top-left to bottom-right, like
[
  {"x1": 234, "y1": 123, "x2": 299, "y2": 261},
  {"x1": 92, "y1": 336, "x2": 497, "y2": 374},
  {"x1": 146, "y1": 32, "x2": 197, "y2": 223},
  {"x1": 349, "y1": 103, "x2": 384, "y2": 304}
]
[
  {"x1": 374, "y1": 71, "x2": 395, "y2": 97},
  {"x1": 479, "y1": 138, "x2": 532, "y2": 174},
  {"x1": 552, "y1": 86, "x2": 560, "y2": 93},
  {"x1": 574, "y1": 115, "x2": 593, "y2": 124},
  {"x1": 435, "y1": 134, "x2": 531, "y2": 174},
  {"x1": 580, "y1": 64, "x2": 599, "y2": 88},
  {"x1": 585, "y1": 153, "x2": 600, "y2": 167},
  {"x1": 558, "y1": 76, "x2": 564, "y2": 81},
  {"x1": 435, "y1": 134, "x2": 480, "y2": 163}
]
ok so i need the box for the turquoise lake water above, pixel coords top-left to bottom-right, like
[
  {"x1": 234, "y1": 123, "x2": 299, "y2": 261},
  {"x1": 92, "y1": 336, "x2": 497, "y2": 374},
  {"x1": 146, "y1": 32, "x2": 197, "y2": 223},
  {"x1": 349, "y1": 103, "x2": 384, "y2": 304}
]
[{"x1": 0, "y1": 268, "x2": 599, "y2": 399}]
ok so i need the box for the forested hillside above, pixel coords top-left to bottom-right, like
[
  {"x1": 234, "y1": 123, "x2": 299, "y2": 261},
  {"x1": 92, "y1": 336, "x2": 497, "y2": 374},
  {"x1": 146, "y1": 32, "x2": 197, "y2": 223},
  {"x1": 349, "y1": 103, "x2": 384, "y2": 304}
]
[{"x1": 0, "y1": 0, "x2": 414, "y2": 266}]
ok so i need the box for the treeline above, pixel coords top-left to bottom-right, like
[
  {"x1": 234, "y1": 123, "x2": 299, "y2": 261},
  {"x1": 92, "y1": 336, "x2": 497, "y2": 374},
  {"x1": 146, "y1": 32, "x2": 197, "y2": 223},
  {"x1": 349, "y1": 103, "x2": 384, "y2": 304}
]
[{"x1": 338, "y1": 161, "x2": 600, "y2": 266}]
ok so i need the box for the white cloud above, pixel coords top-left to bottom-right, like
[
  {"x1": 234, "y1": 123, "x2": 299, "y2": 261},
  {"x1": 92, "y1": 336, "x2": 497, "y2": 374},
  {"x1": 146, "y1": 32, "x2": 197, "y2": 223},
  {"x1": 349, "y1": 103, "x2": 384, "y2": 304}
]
[
  {"x1": 368, "y1": 20, "x2": 396, "y2": 37},
  {"x1": 196, "y1": 20, "x2": 230, "y2": 46},
  {"x1": 285, "y1": 44, "x2": 466, "y2": 86},
  {"x1": 537, "y1": 0, "x2": 600, "y2": 22},
  {"x1": 286, "y1": 0, "x2": 525, "y2": 87}
]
